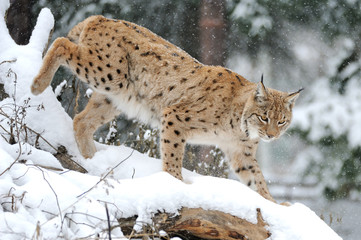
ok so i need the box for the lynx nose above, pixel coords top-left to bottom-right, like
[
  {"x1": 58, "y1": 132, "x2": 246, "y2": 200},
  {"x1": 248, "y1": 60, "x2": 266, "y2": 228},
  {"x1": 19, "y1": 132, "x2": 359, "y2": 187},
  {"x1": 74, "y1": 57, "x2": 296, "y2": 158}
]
[
  {"x1": 266, "y1": 130, "x2": 280, "y2": 140},
  {"x1": 267, "y1": 134, "x2": 275, "y2": 139},
  {"x1": 266, "y1": 127, "x2": 279, "y2": 140}
]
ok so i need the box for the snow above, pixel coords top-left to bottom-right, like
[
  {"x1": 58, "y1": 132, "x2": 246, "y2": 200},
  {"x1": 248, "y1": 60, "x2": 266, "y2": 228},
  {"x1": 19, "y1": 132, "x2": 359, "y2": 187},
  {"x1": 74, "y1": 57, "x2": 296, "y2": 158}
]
[
  {"x1": 27, "y1": 8, "x2": 54, "y2": 53},
  {"x1": 0, "y1": 2, "x2": 342, "y2": 240},
  {"x1": 293, "y1": 77, "x2": 361, "y2": 148},
  {"x1": 54, "y1": 80, "x2": 67, "y2": 97},
  {"x1": 231, "y1": 0, "x2": 272, "y2": 36},
  {"x1": 290, "y1": 36, "x2": 361, "y2": 149}
]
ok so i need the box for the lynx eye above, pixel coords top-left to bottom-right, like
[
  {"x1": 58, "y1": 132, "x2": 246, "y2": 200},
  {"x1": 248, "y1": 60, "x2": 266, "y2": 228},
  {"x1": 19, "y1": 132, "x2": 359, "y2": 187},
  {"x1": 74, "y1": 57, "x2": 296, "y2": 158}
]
[
  {"x1": 278, "y1": 120, "x2": 286, "y2": 126},
  {"x1": 258, "y1": 115, "x2": 269, "y2": 123}
]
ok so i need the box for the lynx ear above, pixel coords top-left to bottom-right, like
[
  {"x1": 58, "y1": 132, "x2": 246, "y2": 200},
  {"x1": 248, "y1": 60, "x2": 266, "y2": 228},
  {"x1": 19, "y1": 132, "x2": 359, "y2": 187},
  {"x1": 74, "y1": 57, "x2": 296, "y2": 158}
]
[
  {"x1": 285, "y1": 88, "x2": 303, "y2": 110},
  {"x1": 255, "y1": 74, "x2": 268, "y2": 103}
]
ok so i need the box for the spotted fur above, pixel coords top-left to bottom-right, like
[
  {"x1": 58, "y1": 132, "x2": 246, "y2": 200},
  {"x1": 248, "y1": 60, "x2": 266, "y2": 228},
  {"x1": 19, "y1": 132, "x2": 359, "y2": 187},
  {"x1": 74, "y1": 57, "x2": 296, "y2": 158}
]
[{"x1": 31, "y1": 16, "x2": 301, "y2": 202}]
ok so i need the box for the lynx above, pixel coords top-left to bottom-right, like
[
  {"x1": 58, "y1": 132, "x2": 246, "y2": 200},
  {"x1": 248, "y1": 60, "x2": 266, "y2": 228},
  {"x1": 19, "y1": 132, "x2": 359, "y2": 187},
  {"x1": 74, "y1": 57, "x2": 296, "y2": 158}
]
[{"x1": 31, "y1": 15, "x2": 302, "y2": 202}]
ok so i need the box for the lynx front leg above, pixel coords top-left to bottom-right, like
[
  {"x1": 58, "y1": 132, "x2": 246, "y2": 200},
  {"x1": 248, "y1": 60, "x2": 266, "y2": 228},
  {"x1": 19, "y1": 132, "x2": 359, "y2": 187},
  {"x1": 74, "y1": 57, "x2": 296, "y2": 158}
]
[
  {"x1": 31, "y1": 37, "x2": 78, "y2": 95},
  {"x1": 226, "y1": 142, "x2": 275, "y2": 202},
  {"x1": 160, "y1": 106, "x2": 188, "y2": 180},
  {"x1": 73, "y1": 92, "x2": 120, "y2": 158}
]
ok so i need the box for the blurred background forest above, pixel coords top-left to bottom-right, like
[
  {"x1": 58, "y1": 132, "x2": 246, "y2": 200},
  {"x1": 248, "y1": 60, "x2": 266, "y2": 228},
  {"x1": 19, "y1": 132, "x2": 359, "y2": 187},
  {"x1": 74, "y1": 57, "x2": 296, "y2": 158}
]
[{"x1": 5, "y1": 0, "x2": 361, "y2": 238}]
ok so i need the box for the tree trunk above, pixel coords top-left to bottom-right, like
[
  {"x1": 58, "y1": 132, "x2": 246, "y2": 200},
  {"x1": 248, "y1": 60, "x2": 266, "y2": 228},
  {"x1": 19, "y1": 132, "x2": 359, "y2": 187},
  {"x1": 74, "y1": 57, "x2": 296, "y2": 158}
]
[
  {"x1": 119, "y1": 207, "x2": 271, "y2": 240},
  {"x1": 197, "y1": 0, "x2": 226, "y2": 164},
  {"x1": 6, "y1": 0, "x2": 34, "y2": 45},
  {"x1": 199, "y1": 0, "x2": 226, "y2": 66}
]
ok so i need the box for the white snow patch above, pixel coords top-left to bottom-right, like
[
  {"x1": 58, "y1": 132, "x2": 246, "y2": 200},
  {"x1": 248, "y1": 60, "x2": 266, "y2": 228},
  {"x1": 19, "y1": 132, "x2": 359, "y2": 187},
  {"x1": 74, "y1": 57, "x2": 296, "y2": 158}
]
[{"x1": 54, "y1": 80, "x2": 67, "y2": 97}]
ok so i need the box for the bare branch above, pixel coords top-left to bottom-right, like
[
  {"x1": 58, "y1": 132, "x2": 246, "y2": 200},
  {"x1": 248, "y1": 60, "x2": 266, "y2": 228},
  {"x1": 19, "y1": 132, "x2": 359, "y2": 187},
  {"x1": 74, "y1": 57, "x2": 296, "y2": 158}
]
[
  {"x1": 0, "y1": 59, "x2": 17, "y2": 65},
  {"x1": 77, "y1": 150, "x2": 133, "y2": 198},
  {"x1": 38, "y1": 166, "x2": 63, "y2": 223},
  {"x1": 105, "y1": 203, "x2": 112, "y2": 240}
]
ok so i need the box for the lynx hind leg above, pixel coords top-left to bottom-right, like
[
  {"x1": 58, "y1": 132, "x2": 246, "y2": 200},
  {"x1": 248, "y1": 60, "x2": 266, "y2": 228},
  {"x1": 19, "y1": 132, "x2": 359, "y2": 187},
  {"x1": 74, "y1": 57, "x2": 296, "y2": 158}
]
[
  {"x1": 73, "y1": 92, "x2": 120, "y2": 158},
  {"x1": 67, "y1": 15, "x2": 98, "y2": 43},
  {"x1": 67, "y1": 19, "x2": 86, "y2": 43},
  {"x1": 227, "y1": 145, "x2": 276, "y2": 202},
  {"x1": 31, "y1": 37, "x2": 78, "y2": 95}
]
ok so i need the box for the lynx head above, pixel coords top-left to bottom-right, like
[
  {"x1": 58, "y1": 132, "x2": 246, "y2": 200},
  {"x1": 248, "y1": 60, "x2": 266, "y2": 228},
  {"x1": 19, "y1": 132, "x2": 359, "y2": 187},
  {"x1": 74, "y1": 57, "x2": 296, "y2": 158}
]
[{"x1": 241, "y1": 76, "x2": 302, "y2": 142}]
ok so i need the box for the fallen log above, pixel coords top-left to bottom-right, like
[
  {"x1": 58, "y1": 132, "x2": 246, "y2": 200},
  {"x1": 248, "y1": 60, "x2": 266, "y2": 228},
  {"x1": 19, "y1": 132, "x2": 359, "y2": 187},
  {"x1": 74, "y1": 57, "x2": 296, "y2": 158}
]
[{"x1": 119, "y1": 207, "x2": 271, "y2": 240}]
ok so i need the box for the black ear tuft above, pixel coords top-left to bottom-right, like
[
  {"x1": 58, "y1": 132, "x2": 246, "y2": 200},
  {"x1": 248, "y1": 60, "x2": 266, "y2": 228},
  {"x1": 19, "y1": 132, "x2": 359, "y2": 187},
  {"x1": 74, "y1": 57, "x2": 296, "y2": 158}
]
[
  {"x1": 255, "y1": 78, "x2": 268, "y2": 103},
  {"x1": 295, "y1": 87, "x2": 304, "y2": 94},
  {"x1": 285, "y1": 88, "x2": 303, "y2": 110}
]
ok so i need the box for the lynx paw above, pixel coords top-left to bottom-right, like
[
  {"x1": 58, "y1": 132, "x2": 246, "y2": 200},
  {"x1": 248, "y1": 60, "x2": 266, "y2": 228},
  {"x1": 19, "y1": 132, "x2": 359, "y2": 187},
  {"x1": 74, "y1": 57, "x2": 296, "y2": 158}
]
[
  {"x1": 280, "y1": 201, "x2": 292, "y2": 206},
  {"x1": 31, "y1": 82, "x2": 41, "y2": 95},
  {"x1": 31, "y1": 77, "x2": 46, "y2": 95}
]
